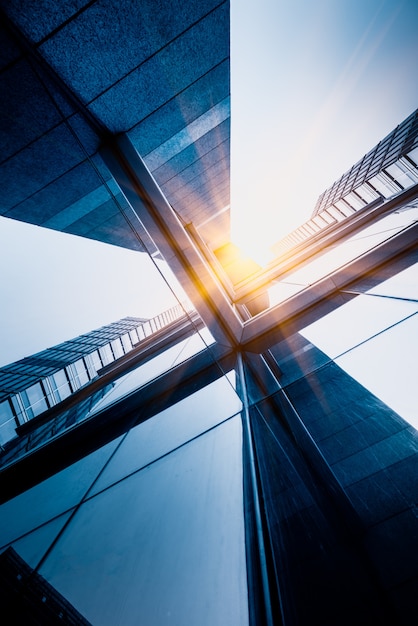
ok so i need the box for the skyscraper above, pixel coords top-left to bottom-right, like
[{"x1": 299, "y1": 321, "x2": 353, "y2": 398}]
[
  {"x1": 0, "y1": 2, "x2": 417, "y2": 625},
  {"x1": 0, "y1": 317, "x2": 147, "y2": 443}
]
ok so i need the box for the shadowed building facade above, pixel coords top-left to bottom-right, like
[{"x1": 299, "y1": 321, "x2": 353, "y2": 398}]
[{"x1": 0, "y1": 2, "x2": 417, "y2": 625}]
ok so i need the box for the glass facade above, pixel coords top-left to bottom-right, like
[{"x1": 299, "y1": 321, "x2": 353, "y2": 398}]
[
  {"x1": 0, "y1": 369, "x2": 248, "y2": 626},
  {"x1": 0, "y1": 243, "x2": 417, "y2": 624},
  {"x1": 0, "y1": 3, "x2": 417, "y2": 625},
  {"x1": 0, "y1": 311, "x2": 189, "y2": 440}
]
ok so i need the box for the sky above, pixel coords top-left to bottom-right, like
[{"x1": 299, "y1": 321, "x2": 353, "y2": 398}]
[
  {"x1": 231, "y1": 0, "x2": 418, "y2": 262},
  {"x1": 1, "y1": 0, "x2": 418, "y2": 366},
  {"x1": 0, "y1": 219, "x2": 181, "y2": 366}
]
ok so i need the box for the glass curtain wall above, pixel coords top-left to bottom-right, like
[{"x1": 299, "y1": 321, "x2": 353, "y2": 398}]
[
  {"x1": 0, "y1": 363, "x2": 248, "y2": 626},
  {"x1": 242, "y1": 253, "x2": 418, "y2": 625},
  {"x1": 0, "y1": 258, "x2": 417, "y2": 624}
]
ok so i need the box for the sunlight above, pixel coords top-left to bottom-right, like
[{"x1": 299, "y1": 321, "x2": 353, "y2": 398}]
[{"x1": 229, "y1": 0, "x2": 413, "y2": 267}]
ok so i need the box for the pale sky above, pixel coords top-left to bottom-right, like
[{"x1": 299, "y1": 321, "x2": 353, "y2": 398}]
[
  {"x1": 0, "y1": 219, "x2": 180, "y2": 367},
  {"x1": 231, "y1": 0, "x2": 418, "y2": 261},
  {"x1": 1, "y1": 0, "x2": 418, "y2": 365}
]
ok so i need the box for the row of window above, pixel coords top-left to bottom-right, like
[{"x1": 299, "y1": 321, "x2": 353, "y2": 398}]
[
  {"x1": 314, "y1": 108, "x2": 418, "y2": 213},
  {"x1": 0, "y1": 306, "x2": 191, "y2": 447},
  {"x1": 274, "y1": 150, "x2": 418, "y2": 257},
  {"x1": 0, "y1": 334, "x2": 137, "y2": 446}
]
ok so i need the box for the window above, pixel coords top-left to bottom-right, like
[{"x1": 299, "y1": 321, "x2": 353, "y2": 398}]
[
  {"x1": 0, "y1": 400, "x2": 17, "y2": 444},
  {"x1": 50, "y1": 370, "x2": 72, "y2": 402},
  {"x1": 20, "y1": 383, "x2": 49, "y2": 420}
]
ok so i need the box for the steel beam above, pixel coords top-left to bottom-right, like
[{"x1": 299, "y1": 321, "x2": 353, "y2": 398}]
[
  {"x1": 241, "y1": 222, "x2": 418, "y2": 353},
  {"x1": 101, "y1": 135, "x2": 243, "y2": 348}
]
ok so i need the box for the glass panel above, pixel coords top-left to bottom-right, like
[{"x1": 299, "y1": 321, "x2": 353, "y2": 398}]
[
  {"x1": 268, "y1": 207, "x2": 418, "y2": 307},
  {"x1": 51, "y1": 369, "x2": 72, "y2": 402},
  {"x1": 91, "y1": 371, "x2": 241, "y2": 494},
  {"x1": 300, "y1": 295, "x2": 417, "y2": 359},
  {"x1": 343, "y1": 192, "x2": 365, "y2": 210},
  {"x1": 121, "y1": 333, "x2": 132, "y2": 353},
  {"x1": 306, "y1": 219, "x2": 320, "y2": 232},
  {"x1": 0, "y1": 400, "x2": 17, "y2": 445},
  {"x1": 89, "y1": 349, "x2": 103, "y2": 372},
  {"x1": 20, "y1": 383, "x2": 48, "y2": 418},
  {"x1": 111, "y1": 338, "x2": 124, "y2": 359},
  {"x1": 407, "y1": 146, "x2": 418, "y2": 165},
  {"x1": 385, "y1": 162, "x2": 418, "y2": 188},
  {"x1": 354, "y1": 182, "x2": 380, "y2": 203},
  {"x1": 73, "y1": 359, "x2": 89, "y2": 387},
  {"x1": 39, "y1": 417, "x2": 248, "y2": 626},
  {"x1": 335, "y1": 314, "x2": 418, "y2": 428},
  {"x1": 99, "y1": 344, "x2": 114, "y2": 366},
  {"x1": 129, "y1": 328, "x2": 139, "y2": 344},
  {"x1": 10, "y1": 395, "x2": 25, "y2": 426},
  {"x1": 264, "y1": 327, "x2": 331, "y2": 388},
  {"x1": 268, "y1": 280, "x2": 308, "y2": 306},
  {"x1": 327, "y1": 205, "x2": 346, "y2": 221},
  {"x1": 300, "y1": 265, "x2": 418, "y2": 428},
  {"x1": 334, "y1": 199, "x2": 355, "y2": 215},
  {"x1": 367, "y1": 263, "x2": 418, "y2": 300},
  {"x1": 7, "y1": 512, "x2": 73, "y2": 569},
  {"x1": 0, "y1": 440, "x2": 122, "y2": 549},
  {"x1": 318, "y1": 210, "x2": 335, "y2": 225},
  {"x1": 87, "y1": 328, "x2": 217, "y2": 416},
  {"x1": 312, "y1": 215, "x2": 329, "y2": 228},
  {"x1": 147, "y1": 321, "x2": 154, "y2": 335},
  {"x1": 368, "y1": 172, "x2": 400, "y2": 197}
]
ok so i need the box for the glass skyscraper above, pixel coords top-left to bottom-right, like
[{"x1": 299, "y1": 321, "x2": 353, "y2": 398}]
[{"x1": 0, "y1": 2, "x2": 417, "y2": 624}]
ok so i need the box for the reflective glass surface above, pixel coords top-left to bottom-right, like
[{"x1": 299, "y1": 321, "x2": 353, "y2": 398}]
[
  {"x1": 73, "y1": 359, "x2": 89, "y2": 387},
  {"x1": 98, "y1": 344, "x2": 114, "y2": 366},
  {"x1": 51, "y1": 369, "x2": 72, "y2": 402},
  {"x1": 111, "y1": 338, "x2": 124, "y2": 358},
  {"x1": 21, "y1": 383, "x2": 48, "y2": 419},
  {"x1": 268, "y1": 205, "x2": 418, "y2": 308},
  {"x1": 300, "y1": 264, "x2": 418, "y2": 428},
  {"x1": 7, "y1": 512, "x2": 73, "y2": 569},
  {"x1": 0, "y1": 400, "x2": 16, "y2": 445},
  {"x1": 39, "y1": 417, "x2": 248, "y2": 626},
  {"x1": 335, "y1": 315, "x2": 418, "y2": 428},
  {"x1": 87, "y1": 327, "x2": 216, "y2": 416},
  {"x1": 0, "y1": 440, "x2": 122, "y2": 548},
  {"x1": 90, "y1": 371, "x2": 241, "y2": 495}
]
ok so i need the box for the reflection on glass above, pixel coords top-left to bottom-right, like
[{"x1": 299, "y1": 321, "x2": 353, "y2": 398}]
[
  {"x1": 73, "y1": 359, "x2": 89, "y2": 387},
  {"x1": 21, "y1": 383, "x2": 48, "y2": 419},
  {"x1": 87, "y1": 328, "x2": 216, "y2": 416},
  {"x1": 10, "y1": 513, "x2": 73, "y2": 569},
  {"x1": 121, "y1": 333, "x2": 132, "y2": 353},
  {"x1": 301, "y1": 295, "x2": 417, "y2": 360},
  {"x1": 367, "y1": 263, "x2": 418, "y2": 301},
  {"x1": 268, "y1": 206, "x2": 418, "y2": 307},
  {"x1": 111, "y1": 338, "x2": 124, "y2": 359},
  {"x1": 0, "y1": 400, "x2": 16, "y2": 444},
  {"x1": 300, "y1": 265, "x2": 418, "y2": 428},
  {"x1": 51, "y1": 369, "x2": 72, "y2": 402},
  {"x1": 39, "y1": 417, "x2": 248, "y2": 626},
  {"x1": 0, "y1": 440, "x2": 121, "y2": 549},
  {"x1": 91, "y1": 371, "x2": 241, "y2": 495},
  {"x1": 129, "y1": 328, "x2": 139, "y2": 344},
  {"x1": 335, "y1": 315, "x2": 418, "y2": 428},
  {"x1": 99, "y1": 344, "x2": 114, "y2": 366}
]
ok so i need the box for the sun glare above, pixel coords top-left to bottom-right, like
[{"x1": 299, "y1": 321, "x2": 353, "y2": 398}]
[
  {"x1": 229, "y1": 0, "x2": 316, "y2": 268},
  {"x1": 230, "y1": 0, "x2": 416, "y2": 269}
]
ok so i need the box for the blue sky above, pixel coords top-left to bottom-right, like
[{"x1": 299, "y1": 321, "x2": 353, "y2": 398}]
[{"x1": 1, "y1": 0, "x2": 418, "y2": 366}]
